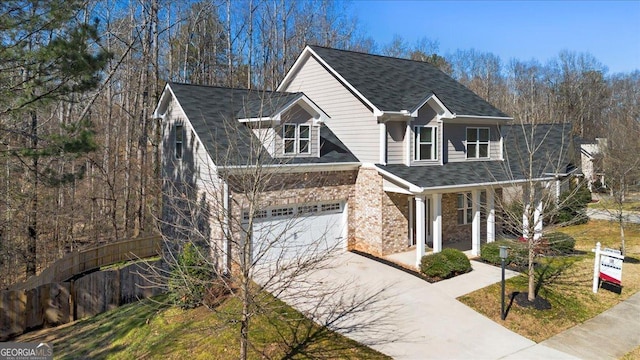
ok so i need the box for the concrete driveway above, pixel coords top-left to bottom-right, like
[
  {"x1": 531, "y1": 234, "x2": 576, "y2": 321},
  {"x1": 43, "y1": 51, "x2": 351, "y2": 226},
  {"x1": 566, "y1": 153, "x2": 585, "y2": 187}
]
[{"x1": 274, "y1": 251, "x2": 577, "y2": 359}]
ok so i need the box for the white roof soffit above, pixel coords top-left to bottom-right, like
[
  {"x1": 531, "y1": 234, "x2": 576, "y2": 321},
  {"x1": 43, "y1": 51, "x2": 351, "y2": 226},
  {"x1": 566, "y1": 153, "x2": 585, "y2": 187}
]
[
  {"x1": 152, "y1": 83, "x2": 173, "y2": 118},
  {"x1": 277, "y1": 46, "x2": 384, "y2": 117},
  {"x1": 410, "y1": 94, "x2": 453, "y2": 118},
  {"x1": 375, "y1": 166, "x2": 422, "y2": 193}
]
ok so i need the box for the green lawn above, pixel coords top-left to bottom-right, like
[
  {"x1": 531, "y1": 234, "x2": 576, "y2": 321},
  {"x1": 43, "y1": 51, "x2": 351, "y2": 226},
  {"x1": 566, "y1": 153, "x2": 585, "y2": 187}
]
[
  {"x1": 459, "y1": 220, "x2": 640, "y2": 342},
  {"x1": 16, "y1": 294, "x2": 389, "y2": 359}
]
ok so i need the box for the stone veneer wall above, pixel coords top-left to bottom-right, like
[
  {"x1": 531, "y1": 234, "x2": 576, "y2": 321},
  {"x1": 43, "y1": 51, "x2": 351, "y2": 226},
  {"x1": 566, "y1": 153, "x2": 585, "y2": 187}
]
[
  {"x1": 352, "y1": 167, "x2": 383, "y2": 255},
  {"x1": 441, "y1": 190, "x2": 504, "y2": 246},
  {"x1": 442, "y1": 193, "x2": 472, "y2": 244},
  {"x1": 382, "y1": 192, "x2": 410, "y2": 254}
]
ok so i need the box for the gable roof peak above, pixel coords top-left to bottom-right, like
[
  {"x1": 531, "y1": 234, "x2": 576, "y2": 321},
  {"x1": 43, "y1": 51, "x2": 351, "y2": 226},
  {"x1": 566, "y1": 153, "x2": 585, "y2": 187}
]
[{"x1": 300, "y1": 45, "x2": 510, "y2": 119}]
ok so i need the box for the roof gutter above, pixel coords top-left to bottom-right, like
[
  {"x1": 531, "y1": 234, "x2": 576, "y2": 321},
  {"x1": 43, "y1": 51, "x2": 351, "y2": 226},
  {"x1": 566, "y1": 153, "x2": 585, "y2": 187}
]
[
  {"x1": 418, "y1": 176, "x2": 557, "y2": 193},
  {"x1": 218, "y1": 162, "x2": 361, "y2": 174},
  {"x1": 449, "y1": 114, "x2": 514, "y2": 121}
]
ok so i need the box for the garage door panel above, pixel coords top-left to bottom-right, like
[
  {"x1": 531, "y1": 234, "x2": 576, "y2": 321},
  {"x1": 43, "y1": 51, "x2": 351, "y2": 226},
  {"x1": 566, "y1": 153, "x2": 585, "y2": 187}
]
[{"x1": 251, "y1": 202, "x2": 345, "y2": 266}]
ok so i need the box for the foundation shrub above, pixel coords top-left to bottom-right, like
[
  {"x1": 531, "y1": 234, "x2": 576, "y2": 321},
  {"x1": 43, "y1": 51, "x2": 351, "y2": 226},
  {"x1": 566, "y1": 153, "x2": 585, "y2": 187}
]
[
  {"x1": 420, "y1": 248, "x2": 471, "y2": 279},
  {"x1": 441, "y1": 248, "x2": 472, "y2": 274},
  {"x1": 481, "y1": 240, "x2": 528, "y2": 267}
]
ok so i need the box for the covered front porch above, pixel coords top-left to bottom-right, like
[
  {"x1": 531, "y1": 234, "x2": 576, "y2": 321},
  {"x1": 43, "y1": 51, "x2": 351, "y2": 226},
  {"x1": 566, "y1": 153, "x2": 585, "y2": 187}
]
[
  {"x1": 407, "y1": 188, "x2": 498, "y2": 267},
  {"x1": 381, "y1": 184, "x2": 545, "y2": 269}
]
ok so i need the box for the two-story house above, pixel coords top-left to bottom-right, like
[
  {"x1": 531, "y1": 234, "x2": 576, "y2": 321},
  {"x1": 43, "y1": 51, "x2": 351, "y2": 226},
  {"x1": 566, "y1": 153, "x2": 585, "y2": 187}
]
[{"x1": 155, "y1": 45, "x2": 572, "y2": 270}]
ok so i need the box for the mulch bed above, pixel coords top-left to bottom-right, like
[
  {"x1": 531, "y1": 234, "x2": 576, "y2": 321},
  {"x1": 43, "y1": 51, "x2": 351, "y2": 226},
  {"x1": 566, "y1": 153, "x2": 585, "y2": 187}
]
[{"x1": 513, "y1": 291, "x2": 552, "y2": 310}]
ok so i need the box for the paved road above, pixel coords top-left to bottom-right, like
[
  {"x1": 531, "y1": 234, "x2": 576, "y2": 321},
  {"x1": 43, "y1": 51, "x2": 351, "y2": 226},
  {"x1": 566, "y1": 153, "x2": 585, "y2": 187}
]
[
  {"x1": 271, "y1": 252, "x2": 578, "y2": 360},
  {"x1": 587, "y1": 208, "x2": 640, "y2": 224}
]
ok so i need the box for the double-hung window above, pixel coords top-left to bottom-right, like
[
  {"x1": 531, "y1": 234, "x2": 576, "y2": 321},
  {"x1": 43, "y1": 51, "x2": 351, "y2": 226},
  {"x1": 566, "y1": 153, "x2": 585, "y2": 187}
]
[
  {"x1": 283, "y1": 124, "x2": 311, "y2": 155},
  {"x1": 457, "y1": 193, "x2": 473, "y2": 225},
  {"x1": 414, "y1": 126, "x2": 437, "y2": 160},
  {"x1": 466, "y1": 127, "x2": 490, "y2": 159},
  {"x1": 175, "y1": 124, "x2": 183, "y2": 159},
  {"x1": 457, "y1": 191, "x2": 487, "y2": 224}
]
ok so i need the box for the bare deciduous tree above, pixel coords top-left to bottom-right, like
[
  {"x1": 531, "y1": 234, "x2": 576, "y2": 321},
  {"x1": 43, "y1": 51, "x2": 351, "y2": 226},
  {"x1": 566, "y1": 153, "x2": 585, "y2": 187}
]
[
  {"x1": 152, "y1": 90, "x2": 395, "y2": 359},
  {"x1": 495, "y1": 122, "x2": 584, "y2": 302}
]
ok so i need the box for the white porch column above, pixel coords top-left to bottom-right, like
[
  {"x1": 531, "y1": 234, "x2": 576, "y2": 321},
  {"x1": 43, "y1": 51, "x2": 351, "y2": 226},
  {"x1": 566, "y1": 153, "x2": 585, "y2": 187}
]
[
  {"x1": 472, "y1": 189, "x2": 481, "y2": 256},
  {"x1": 408, "y1": 197, "x2": 414, "y2": 246},
  {"x1": 379, "y1": 122, "x2": 387, "y2": 165},
  {"x1": 534, "y1": 193, "x2": 543, "y2": 241},
  {"x1": 404, "y1": 122, "x2": 411, "y2": 166},
  {"x1": 415, "y1": 195, "x2": 426, "y2": 267},
  {"x1": 432, "y1": 193, "x2": 442, "y2": 253},
  {"x1": 486, "y1": 188, "x2": 496, "y2": 243}
]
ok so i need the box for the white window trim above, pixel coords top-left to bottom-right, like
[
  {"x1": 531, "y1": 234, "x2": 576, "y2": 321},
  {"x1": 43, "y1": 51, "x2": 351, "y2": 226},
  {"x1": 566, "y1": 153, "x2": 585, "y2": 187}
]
[
  {"x1": 175, "y1": 123, "x2": 183, "y2": 160},
  {"x1": 457, "y1": 191, "x2": 486, "y2": 224},
  {"x1": 457, "y1": 192, "x2": 473, "y2": 225},
  {"x1": 283, "y1": 123, "x2": 311, "y2": 155},
  {"x1": 299, "y1": 124, "x2": 311, "y2": 154},
  {"x1": 414, "y1": 125, "x2": 438, "y2": 161},
  {"x1": 466, "y1": 127, "x2": 490, "y2": 159}
]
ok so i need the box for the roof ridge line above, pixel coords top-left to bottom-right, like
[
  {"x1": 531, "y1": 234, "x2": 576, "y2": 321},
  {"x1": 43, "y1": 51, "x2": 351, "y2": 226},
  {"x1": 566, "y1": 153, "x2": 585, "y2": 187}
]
[
  {"x1": 169, "y1": 81, "x2": 296, "y2": 95},
  {"x1": 308, "y1": 44, "x2": 442, "y2": 67}
]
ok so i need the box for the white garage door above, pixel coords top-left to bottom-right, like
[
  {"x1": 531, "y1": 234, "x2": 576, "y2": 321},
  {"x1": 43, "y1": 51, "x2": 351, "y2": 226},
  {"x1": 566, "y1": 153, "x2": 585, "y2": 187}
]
[{"x1": 250, "y1": 201, "x2": 346, "y2": 266}]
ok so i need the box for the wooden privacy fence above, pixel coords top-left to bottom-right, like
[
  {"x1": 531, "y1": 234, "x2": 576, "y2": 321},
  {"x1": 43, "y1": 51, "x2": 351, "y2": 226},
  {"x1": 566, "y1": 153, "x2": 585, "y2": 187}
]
[
  {"x1": 0, "y1": 260, "x2": 167, "y2": 341},
  {"x1": 9, "y1": 235, "x2": 163, "y2": 291}
]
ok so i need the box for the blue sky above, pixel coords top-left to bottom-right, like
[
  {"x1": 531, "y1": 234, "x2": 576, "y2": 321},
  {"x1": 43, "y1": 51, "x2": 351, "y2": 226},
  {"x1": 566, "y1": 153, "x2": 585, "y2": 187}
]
[{"x1": 350, "y1": 0, "x2": 640, "y2": 74}]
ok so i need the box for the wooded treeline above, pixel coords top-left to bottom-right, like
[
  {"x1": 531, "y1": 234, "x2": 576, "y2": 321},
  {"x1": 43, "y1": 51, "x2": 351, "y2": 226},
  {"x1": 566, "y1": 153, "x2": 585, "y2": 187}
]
[{"x1": 1, "y1": 0, "x2": 638, "y2": 286}]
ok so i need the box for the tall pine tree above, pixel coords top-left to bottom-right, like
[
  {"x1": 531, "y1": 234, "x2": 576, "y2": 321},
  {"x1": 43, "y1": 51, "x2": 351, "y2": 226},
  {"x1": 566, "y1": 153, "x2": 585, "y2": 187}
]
[{"x1": 0, "y1": 0, "x2": 110, "y2": 277}]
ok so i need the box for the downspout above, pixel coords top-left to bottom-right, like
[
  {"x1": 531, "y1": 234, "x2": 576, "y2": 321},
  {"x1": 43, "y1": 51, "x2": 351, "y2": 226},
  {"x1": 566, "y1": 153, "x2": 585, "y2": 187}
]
[
  {"x1": 379, "y1": 122, "x2": 387, "y2": 165},
  {"x1": 223, "y1": 180, "x2": 230, "y2": 275}
]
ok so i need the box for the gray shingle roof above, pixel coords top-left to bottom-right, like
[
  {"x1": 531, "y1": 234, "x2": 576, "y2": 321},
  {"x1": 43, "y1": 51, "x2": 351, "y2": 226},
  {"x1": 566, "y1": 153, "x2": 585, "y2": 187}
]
[
  {"x1": 308, "y1": 46, "x2": 510, "y2": 118},
  {"x1": 168, "y1": 82, "x2": 358, "y2": 166},
  {"x1": 377, "y1": 124, "x2": 577, "y2": 189}
]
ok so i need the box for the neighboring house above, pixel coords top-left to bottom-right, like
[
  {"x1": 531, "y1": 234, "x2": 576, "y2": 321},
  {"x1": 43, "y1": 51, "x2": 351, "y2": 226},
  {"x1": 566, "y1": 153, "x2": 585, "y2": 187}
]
[
  {"x1": 581, "y1": 138, "x2": 606, "y2": 191},
  {"x1": 154, "y1": 46, "x2": 576, "y2": 270}
]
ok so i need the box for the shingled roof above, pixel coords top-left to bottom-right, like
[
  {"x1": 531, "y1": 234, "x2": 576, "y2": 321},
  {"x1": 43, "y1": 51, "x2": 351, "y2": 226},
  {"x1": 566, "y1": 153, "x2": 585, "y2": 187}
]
[
  {"x1": 377, "y1": 124, "x2": 577, "y2": 189},
  {"x1": 306, "y1": 46, "x2": 510, "y2": 118},
  {"x1": 167, "y1": 82, "x2": 358, "y2": 166}
]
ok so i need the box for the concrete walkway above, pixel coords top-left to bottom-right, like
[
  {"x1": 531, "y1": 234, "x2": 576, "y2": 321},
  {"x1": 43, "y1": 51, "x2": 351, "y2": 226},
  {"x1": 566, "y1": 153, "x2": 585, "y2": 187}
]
[
  {"x1": 273, "y1": 252, "x2": 578, "y2": 359},
  {"x1": 540, "y1": 291, "x2": 640, "y2": 359},
  {"x1": 431, "y1": 260, "x2": 520, "y2": 298}
]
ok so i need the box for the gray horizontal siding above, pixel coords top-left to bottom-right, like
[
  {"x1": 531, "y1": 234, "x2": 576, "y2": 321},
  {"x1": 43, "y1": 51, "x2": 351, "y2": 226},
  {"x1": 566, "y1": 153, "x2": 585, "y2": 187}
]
[
  {"x1": 446, "y1": 124, "x2": 501, "y2": 162},
  {"x1": 281, "y1": 55, "x2": 378, "y2": 163}
]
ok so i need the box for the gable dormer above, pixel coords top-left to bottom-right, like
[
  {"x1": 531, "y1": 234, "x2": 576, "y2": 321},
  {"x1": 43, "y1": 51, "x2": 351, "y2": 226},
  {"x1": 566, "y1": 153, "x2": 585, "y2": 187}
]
[{"x1": 238, "y1": 93, "x2": 329, "y2": 159}]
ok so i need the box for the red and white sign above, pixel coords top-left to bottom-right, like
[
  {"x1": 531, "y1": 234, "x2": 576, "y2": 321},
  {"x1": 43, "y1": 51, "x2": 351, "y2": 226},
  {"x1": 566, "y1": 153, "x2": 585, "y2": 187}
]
[
  {"x1": 599, "y1": 248, "x2": 623, "y2": 285},
  {"x1": 592, "y1": 242, "x2": 624, "y2": 293}
]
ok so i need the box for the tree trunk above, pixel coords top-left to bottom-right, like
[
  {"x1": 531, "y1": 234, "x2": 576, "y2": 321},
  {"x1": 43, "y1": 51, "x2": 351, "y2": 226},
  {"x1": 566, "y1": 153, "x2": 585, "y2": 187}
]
[{"x1": 27, "y1": 110, "x2": 38, "y2": 277}]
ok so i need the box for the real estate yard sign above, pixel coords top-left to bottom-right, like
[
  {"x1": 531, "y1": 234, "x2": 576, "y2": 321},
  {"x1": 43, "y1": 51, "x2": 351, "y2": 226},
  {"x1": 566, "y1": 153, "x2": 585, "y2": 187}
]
[{"x1": 592, "y1": 242, "x2": 625, "y2": 293}]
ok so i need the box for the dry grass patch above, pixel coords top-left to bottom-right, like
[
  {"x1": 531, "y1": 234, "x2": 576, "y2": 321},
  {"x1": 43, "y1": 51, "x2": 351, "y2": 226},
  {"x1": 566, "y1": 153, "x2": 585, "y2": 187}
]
[
  {"x1": 460, "y1": 220, "x2": 640, "y2": 343},
  {"x1": 622, "y1": 345, "x2": 640, "y2": 360}
]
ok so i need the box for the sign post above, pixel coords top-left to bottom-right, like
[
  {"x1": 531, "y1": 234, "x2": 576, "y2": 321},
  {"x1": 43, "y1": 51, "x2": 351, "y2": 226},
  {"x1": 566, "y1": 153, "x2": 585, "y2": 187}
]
[
  {"x1": 592, "y1": 242, "x2": 601, "y2": 293},
  {"x1": 592, "y1": 242, "x2": 624, "y2": 293}
]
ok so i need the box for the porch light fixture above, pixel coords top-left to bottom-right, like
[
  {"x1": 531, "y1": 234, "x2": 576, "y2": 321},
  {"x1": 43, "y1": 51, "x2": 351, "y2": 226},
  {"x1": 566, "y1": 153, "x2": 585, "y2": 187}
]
[{"x1": 500, "y1": 245, "x2": 508, "y2": 320}]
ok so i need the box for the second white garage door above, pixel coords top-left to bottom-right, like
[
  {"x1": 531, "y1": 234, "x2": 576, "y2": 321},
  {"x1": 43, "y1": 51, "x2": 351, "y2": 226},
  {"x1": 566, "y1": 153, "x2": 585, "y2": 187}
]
[{"x1": 250, "y1": 201, "x2": 346, "y2": 266}]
